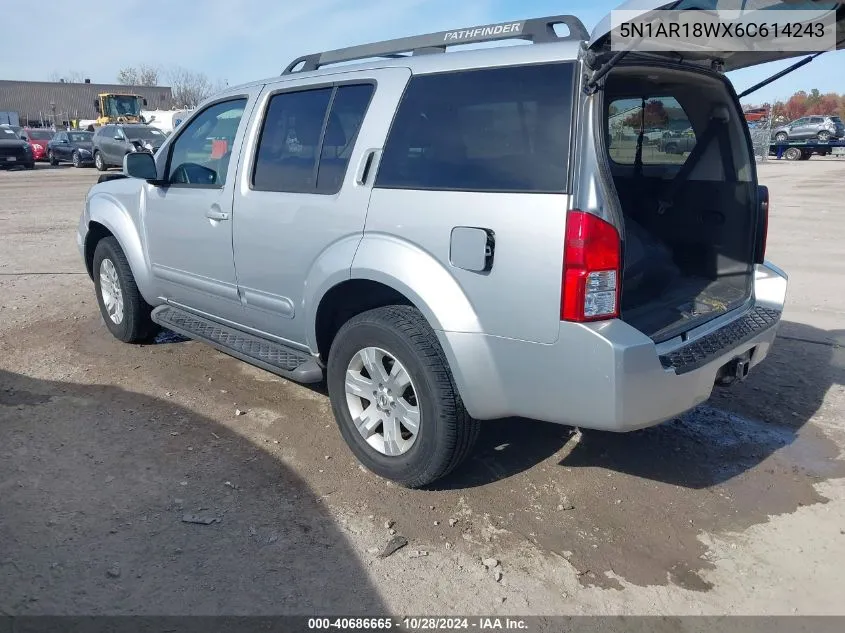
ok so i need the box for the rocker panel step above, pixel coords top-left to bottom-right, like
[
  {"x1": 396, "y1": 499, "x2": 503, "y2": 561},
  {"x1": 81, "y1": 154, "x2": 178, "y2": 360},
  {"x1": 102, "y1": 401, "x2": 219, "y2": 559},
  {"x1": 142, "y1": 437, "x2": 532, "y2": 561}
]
[{"x1": 151, "y1": 305, "x2": 323, "y2": 384}]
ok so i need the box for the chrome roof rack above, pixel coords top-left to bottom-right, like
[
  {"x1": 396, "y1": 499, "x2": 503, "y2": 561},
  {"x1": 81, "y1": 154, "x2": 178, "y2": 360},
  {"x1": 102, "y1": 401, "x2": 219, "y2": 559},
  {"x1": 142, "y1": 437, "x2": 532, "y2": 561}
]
[{"x1": 282, "y1": 14, "x2": 589, "y2": 74}]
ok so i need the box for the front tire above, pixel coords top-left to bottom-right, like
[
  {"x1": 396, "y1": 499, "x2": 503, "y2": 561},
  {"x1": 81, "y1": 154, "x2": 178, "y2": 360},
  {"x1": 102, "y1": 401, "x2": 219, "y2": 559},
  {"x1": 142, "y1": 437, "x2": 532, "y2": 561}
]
[
  {"x1": 94, "y1": 151, "x2": 107, "y2": 171},
  {"x1": 48, "y1": 150, "x2": 58, "y2": 166},
  {"x1": 818, "y1": 130, "x2": 831, "y2": 142},
  {"x1": 327, "y1": 306, "x2": 479, "y2": 488},
  {"x1": 92, "y1": 237, "x2": 157, "y2": 343},
  {"x1": 775, "y1": 132, "x2": 788, "y2": 142},
  {"x1": 72, "y1": 151, "x2": 81, "y2": 168}
]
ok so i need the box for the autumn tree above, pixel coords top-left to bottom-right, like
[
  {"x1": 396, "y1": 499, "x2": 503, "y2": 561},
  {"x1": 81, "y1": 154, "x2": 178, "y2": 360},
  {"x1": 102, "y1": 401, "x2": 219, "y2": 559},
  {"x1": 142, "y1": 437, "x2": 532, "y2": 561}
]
[{"x1": 622, "y1": 100, "x2": 669, "y2": 129}]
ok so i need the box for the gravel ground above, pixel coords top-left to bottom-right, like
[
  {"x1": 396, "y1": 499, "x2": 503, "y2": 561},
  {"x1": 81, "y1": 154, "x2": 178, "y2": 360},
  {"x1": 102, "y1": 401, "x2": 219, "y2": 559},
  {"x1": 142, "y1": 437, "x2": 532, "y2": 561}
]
[{"x1": 1, "y1": 159, "x2": 844, "y2": 616}]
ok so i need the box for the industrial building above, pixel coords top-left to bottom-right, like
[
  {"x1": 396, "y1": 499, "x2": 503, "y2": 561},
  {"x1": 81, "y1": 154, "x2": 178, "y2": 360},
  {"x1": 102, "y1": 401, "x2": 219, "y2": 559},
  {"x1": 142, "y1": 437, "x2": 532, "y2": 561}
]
[{"x1": 0, "y1": 79, "x2": 173, "y2": 127}]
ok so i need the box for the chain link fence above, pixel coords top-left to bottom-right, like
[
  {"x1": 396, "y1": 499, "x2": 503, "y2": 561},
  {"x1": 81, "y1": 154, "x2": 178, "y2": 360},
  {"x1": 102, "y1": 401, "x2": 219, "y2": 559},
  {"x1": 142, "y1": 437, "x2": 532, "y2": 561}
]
[{"x1": 747, "y1": 106, "x2": 773, "y2": 162}]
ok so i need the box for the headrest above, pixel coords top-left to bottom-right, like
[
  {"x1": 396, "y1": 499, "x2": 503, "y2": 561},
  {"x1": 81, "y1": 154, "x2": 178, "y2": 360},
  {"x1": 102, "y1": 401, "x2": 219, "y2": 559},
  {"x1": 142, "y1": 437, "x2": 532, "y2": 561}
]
[{"x1": 711, "y1": 104, "x2": 730, "y2": 123}]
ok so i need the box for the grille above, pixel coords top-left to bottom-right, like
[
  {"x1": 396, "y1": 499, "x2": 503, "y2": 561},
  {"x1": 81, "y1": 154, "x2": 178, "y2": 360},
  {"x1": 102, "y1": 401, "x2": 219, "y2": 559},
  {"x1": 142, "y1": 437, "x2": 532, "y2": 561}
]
[
  {"x1": 659, "y1": 306, "x2": 781, "y2": 374},
  {"x1": 157, "y1": 307, "x2": 308, "y2": 371}
]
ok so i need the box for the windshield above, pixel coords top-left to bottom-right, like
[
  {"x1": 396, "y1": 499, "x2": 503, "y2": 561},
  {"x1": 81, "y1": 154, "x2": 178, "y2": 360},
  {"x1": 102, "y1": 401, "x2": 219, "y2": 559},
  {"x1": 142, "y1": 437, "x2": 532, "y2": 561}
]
[
  {"x1": 125, "y1": 126, "x2": 165, "y2": 141},
  {"x1": 69, "y1": 132, "x2": 93, "y2": 142},
  {"x1": 28, "y1": 130, "x2": 54, "y2": 140},
  {"x1": 105, "y1": 95, "x2": 142, "y2": 118}
]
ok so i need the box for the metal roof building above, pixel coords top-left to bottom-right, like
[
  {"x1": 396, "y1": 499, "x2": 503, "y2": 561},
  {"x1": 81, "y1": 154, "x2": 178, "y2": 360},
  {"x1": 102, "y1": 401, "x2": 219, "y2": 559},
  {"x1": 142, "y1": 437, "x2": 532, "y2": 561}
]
[{"x1": 0, "y1": 80, "x2": 173, "y2": 126}]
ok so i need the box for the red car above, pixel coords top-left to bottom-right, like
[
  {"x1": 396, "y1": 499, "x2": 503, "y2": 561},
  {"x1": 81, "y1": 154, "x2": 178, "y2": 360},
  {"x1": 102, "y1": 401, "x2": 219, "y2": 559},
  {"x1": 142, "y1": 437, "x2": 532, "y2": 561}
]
[{"x1": 20, "y1": 128, "x2": 55, "y2": 161}]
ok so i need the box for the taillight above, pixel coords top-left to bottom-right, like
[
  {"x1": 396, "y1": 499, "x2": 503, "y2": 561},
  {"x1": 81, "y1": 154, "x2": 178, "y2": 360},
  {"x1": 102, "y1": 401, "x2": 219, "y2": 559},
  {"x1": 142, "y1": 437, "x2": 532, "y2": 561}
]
[
  {"x1": 561, "y1": 210, "x2": 621, "y2": 322},
  {"x1": 756, "y1": 185, "x2": 769, "y2": 264}
]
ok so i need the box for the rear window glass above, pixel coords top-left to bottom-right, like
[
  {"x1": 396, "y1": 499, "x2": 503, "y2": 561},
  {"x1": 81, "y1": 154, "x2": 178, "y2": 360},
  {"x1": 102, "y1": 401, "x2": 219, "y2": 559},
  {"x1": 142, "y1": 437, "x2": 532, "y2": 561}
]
[
  {"x1": 607, "y1": 97, "x2": 695, "y2": 166},
  {"x1": 375, "y1": 63, "x2": 575, "y2": 193}
]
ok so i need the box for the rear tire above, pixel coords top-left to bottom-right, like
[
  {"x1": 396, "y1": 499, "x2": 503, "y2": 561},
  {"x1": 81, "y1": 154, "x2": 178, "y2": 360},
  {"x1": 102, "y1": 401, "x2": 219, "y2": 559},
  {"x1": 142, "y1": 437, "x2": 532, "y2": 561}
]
[
  {"x1": 818, "y1": 130, "x2": 831, "y2": 142},
  {"x1": 784, "y1": 147, "x2": 802, "y2": 161},
  {"x1": 327, "y1": 305, "x2": 479, "y2": 488},
  {"x1": 24, "y1": 162, "x2": 35, "y2": 170},
  {"x1": 92, "y1": 237, "x2": 158, "y2": 343},
  {"x1": 94, "y1": 151, "x2": 107, "y2": 171}
]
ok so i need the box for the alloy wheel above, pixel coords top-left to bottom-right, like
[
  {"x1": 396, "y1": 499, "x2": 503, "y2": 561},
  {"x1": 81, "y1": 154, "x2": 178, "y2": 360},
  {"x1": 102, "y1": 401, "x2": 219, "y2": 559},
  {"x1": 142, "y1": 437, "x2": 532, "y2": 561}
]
[
  {"x1": 345, "y1": 346, "x2": 420, "y2": 456},
  {"x1": 99, "y1": 258, "x2": 124, "y2": 324}
]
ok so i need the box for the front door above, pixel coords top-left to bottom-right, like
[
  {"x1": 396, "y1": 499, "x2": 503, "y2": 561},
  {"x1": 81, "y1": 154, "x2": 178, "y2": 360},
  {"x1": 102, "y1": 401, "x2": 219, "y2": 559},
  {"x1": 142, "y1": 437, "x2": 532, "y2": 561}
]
[
  {"x1": 231, "y1": 68, "x2": 411, "y2": 347},
  {"x1": 143, "y1": 93, "x2": 258, "y2": 322}
]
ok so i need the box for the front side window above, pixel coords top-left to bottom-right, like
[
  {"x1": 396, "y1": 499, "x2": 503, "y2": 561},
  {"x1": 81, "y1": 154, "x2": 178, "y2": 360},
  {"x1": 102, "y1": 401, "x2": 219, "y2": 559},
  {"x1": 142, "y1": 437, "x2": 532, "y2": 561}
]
[
  {"x1": 166, "y1": 98, "x2": 247, "y2": 187},
  {"x1": 252, "y1": 83, "x2": 375, "y2": 194},
  {"x1": 607, "y1": 96, "x2": 695, "y2": 166},
  {"x1": 376, "y1": 63, "x2": 575, "y2": 193}
]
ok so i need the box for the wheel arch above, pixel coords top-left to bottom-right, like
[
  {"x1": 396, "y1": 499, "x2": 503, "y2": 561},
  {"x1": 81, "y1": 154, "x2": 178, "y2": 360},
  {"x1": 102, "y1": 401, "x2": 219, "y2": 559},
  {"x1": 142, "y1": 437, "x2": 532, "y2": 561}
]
[
  {"x1": 85, "y1": 195, "x2": 154, "y2": 301},
  {"x1": 309, "y1": 235, "x2": 488, "y2": 418}
]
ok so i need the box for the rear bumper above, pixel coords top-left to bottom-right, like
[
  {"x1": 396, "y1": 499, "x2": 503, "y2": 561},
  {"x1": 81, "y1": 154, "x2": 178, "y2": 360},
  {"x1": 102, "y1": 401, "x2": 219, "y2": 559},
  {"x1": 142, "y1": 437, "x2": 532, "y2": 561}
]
[{"x1": 440, "y1": 262, "x2": 788, "y2": 432}]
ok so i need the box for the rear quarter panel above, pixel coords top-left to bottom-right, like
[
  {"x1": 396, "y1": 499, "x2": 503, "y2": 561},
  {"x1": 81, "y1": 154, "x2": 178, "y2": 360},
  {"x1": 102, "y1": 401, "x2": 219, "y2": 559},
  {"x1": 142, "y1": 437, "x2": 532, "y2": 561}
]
[{"x1": 361, "y1": 189, "x2": 569, "y2": 343}]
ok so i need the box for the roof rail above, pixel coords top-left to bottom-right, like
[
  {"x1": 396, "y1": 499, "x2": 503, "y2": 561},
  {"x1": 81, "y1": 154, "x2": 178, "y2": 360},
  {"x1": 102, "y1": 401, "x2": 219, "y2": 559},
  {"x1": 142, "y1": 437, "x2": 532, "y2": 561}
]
[{"x1": 282, "y1": 14, "x2": 589, "y2": 74}]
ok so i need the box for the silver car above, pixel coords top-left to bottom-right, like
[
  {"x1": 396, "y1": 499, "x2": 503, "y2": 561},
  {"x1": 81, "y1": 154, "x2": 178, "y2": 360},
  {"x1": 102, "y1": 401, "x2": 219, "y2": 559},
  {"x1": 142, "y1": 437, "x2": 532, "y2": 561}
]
[
  {"x1": 772, "y1": 115, "x2": 845, "y2": 142},
  {"x1": 79, "y1": 1, "x2": 823, "y2": 487}
]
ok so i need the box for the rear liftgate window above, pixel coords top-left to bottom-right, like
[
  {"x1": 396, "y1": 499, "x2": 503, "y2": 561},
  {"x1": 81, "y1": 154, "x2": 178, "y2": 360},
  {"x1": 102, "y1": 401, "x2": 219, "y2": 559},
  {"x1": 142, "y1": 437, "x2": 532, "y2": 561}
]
[
  {"x1": 376, "y1": 62, "x2": 576, "y2": 193},
  {"x1": 607, "y1": 96, "x2": 696, "y2": 166}
]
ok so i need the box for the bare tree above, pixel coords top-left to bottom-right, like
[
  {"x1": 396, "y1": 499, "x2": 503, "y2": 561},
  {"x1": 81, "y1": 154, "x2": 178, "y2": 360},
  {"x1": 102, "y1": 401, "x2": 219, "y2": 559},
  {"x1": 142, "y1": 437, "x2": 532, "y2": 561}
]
[
  {"x1": 116, "y1": 64, "x2": 160, "y2": 86},
  {"x1": 49, "y1": 70, "x2": 88, "y2": 83},
  {"x1": 167, "y1": 67, "x2": 226, "y2": 109}
]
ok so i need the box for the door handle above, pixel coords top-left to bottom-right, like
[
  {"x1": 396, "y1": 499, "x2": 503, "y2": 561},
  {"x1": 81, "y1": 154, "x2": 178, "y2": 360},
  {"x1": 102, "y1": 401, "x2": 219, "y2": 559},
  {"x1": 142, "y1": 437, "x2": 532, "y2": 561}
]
[{"x1": 206, "y1": 210, "x2": 230, "y2": 221}]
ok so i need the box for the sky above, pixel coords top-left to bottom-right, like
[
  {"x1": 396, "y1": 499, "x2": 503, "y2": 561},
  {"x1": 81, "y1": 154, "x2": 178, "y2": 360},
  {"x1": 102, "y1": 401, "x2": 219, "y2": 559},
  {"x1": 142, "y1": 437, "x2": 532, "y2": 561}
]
[{"x1": 0, "y1": 0, "x2": 842, "y2": 106}]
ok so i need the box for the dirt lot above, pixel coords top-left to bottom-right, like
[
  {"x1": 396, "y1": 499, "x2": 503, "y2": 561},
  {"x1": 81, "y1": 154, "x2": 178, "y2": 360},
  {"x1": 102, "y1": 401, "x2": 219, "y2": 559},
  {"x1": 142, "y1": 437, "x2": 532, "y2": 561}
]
[{"x1": 1, "y1": 159, "x2": 844, "y2": 616}]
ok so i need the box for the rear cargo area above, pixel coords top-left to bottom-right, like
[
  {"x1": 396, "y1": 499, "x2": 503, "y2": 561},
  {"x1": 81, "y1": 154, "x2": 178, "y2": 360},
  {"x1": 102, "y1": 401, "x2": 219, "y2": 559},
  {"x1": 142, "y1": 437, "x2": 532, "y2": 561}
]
[{"x1": 604, "y1": 65, "x2": 758, "y2": 342}]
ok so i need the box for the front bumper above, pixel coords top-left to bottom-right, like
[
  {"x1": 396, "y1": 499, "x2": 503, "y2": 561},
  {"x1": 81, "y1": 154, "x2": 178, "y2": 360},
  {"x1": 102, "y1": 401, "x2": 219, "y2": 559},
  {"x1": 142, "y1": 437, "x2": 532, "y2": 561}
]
[{"x1": 440, "y1": 262, "x2": 788, "y2": 432}]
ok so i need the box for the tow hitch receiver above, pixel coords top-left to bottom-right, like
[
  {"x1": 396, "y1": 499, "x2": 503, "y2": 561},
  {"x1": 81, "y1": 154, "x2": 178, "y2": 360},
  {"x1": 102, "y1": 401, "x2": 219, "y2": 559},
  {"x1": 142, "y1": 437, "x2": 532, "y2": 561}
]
[{"x1": 716, "y1": 351, "x2": 752, "y2": 387}]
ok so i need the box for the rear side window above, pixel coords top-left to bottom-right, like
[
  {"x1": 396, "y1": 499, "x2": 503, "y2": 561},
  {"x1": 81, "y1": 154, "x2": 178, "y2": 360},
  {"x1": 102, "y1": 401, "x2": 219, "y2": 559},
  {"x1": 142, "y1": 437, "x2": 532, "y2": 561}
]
[
  {"x1": 376, "y1": 63, "x2": 575, "y2": 193},
  {"x1": 607, "y1": 97, "x2": 695, "y2": 166},
  {"x1": 252, "y1": 83, "x2": 375, "y2": 195}
]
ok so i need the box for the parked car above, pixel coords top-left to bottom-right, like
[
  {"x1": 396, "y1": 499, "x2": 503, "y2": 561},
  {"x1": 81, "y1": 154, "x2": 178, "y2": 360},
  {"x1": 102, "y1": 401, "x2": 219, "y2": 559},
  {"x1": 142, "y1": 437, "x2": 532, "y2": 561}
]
[
  {"x1": 658, "y1": 128, "x2": 697, "y2": 154},
  {"x1": 47, "y1": 130, "x2": 95, "y2": 167},
  {"x1": 79, "y1": 2, "x2": 804, "y2": 487},
  {"x1": 771, "y1": 115, "x2": 844, "y2": 142},
  {"x1": 19, "y1": 128, "x2": 54, "y2": 161},
  {"x1": 0, "y1": 126, "x2": 34, "y2": 169},
  {"x1": 91, "y1": 123, "x2": 167, "y2": 171}
]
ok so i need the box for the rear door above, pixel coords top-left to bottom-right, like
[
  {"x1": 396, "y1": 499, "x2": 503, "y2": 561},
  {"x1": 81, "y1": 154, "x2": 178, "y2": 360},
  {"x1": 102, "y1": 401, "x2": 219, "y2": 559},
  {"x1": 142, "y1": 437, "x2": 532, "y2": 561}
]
[{"x1": 232, "y1": 67, "x2": 410, "y2": 345}]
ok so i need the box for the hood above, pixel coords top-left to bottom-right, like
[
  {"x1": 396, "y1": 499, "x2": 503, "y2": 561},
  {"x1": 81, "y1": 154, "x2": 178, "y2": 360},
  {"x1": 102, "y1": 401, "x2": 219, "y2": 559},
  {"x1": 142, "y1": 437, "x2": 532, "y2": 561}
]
[
  {"x1": 0, "y1": 138, "x2": 28, "y2": 148},
  {"x1": 127, "y1": 136, "x2": 163, "y2": 146},
  {"x1": 588, "y1": 0, "x2": 845, "y2": 72}
]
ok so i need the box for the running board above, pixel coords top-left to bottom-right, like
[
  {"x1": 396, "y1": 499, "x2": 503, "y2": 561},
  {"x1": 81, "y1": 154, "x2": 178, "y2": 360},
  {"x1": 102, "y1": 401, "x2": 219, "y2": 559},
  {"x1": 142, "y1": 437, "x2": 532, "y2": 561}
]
[{"x1": 151, "y1": 305, "x2": 323, "y2": 384}]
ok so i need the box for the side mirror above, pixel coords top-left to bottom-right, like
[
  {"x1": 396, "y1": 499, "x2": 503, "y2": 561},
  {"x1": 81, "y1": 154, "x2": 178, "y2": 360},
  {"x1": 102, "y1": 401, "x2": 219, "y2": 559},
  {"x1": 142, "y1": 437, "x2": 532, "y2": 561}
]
[
  {"x1": 142, "y1": 98, "x2": 148, "y2": 106},
  {"x1": 114, "y1": 135, "x2": 123, "y2": 140},
  {"x1": 94, "y1": 100, "x2": 100, "y2": 113},
  {"x1": 124, "y1": 152, "x2": 158, "y2": 182},
  {"x1": 61, "y1": 139, "x2": 69, "y2": 144}
]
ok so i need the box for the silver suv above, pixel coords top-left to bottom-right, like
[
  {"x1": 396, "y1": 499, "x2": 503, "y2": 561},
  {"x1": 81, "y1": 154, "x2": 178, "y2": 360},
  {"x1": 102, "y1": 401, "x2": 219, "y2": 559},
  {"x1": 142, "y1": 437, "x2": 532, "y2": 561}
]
[
  {"x1": 78, "y1": 3, "x2": 809, "y2": 487},
  {"x1": 771, "y1": 115, "x2": 845, "y2": 143}
]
